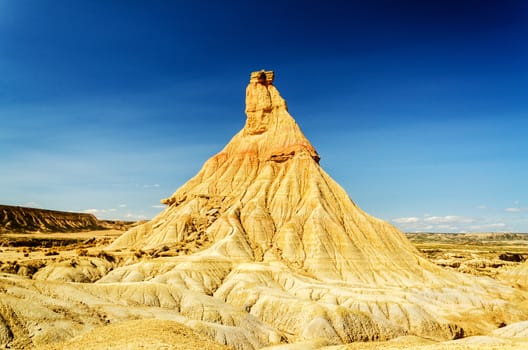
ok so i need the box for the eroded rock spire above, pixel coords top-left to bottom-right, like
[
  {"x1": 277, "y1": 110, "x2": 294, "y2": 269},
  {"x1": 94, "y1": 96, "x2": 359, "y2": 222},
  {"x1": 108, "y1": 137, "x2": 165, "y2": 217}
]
[{"x1": 244, "y1": 70, "x2": 284, "y2": 134}]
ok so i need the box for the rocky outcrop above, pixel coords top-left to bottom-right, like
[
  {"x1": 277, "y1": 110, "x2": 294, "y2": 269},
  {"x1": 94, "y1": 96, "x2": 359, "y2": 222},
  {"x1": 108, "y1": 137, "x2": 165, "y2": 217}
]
[
  {"x1": 0, "y1": 205, "x2": 134, "y2": 233},
  {"x1": 0, "y1": 205, "x2": 103, "y2": 233}
]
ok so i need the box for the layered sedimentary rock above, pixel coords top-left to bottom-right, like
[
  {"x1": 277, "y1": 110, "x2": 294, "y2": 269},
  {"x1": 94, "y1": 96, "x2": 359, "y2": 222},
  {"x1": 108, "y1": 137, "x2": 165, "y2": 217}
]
[
  {"x1": 103, "y1": 71, "x2": 528, "y2": 347},
  {"x1": 0, "y1": 205, "x2": 102, "y2": 233},
  {"x1": 110, "y1": 70, "x2": 424, "y2": 285}
]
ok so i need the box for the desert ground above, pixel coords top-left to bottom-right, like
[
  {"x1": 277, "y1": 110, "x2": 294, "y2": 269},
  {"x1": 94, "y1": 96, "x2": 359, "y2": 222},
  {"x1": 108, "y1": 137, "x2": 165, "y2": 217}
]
[
  {"x1": 2, "y1": 228, "x2": 528, "y2": 349},
  {"x1": 3, "y1": 230, "x2": 527, "y2": 287}
]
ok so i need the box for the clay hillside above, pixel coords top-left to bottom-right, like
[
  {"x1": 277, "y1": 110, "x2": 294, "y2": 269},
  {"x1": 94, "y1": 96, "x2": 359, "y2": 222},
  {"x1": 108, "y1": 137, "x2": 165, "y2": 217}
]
[{"x1": 1, "y1": 71, "x2": 528, "y2": 350}]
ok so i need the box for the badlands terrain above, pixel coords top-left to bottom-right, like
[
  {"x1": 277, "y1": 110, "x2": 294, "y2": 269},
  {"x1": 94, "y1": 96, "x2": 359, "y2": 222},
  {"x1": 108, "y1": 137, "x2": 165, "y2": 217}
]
[{"x1": 2, "y1": 71, "x2": 528, "y2": 349}]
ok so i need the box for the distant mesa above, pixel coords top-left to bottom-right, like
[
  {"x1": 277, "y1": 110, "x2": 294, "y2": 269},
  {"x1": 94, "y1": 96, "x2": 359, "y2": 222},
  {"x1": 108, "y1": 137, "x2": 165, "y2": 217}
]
[
  {"x1": 0, "y1": 204, "x2": 132, "y2": 233},
  {"x1": 0, "y1": 204, "x2": 102, "y2": 233}
]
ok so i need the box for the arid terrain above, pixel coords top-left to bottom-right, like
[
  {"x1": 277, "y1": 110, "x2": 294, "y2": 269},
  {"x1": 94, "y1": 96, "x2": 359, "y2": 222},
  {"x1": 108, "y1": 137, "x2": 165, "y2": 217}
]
[
  {"x1": 3, "y1": 230, "x2": 527, "y2": 289},
  {"x1": 407, "y1": 232, "x2": 528, "y2": 279},
  {"x1": 2, "y1": 71, "x2": 528, "y2": 350},
  {"x1": 2, "y1": 229, "x2": 528, "y2": 349}
]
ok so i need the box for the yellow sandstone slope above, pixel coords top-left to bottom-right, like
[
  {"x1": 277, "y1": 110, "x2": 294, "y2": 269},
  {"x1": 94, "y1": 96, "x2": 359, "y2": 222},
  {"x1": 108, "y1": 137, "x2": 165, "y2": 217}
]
[
  {"x1": 110, "y1": 70, "x2": 433, "y2": 284},
  {"x1": 502, "y1": 260, "x2": 528, "y2": 289},
  {"x1": 102, "y1": 71, "x2": 528, "y2": 345}
]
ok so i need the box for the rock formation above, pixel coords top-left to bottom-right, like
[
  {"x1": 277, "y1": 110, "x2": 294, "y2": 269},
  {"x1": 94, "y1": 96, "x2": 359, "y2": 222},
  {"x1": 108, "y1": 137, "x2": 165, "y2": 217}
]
[
  {"x1": 0, "y1": 205, "x2": 135, "y2": 233},
  {"x1": 109, "y1": 70, "x2": 427, "y2": 285},
  {"x1": 0, "y1": 205, "x2": 103, "y2": 233},
  {"x1": 103, "y1": 70, "x2": 528, "y2": 346},
  {"x1": 1, "y1": 71, "x2": 528, "y2": 350}
]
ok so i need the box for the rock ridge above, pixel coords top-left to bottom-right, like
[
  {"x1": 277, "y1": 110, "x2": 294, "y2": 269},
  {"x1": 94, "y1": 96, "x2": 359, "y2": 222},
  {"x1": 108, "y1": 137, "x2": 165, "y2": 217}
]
[{"x1": 0, "y1": 205, "x2": 102, "y2": 233}]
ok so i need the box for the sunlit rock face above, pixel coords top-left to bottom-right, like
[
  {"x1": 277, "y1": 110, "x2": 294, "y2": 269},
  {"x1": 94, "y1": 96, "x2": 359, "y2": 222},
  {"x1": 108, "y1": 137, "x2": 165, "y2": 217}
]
[
  {"x1": 2, "y1": 71, "x2": 525, "y2": 350},
  {"x1": 102, "y1": 71, "x2": 528, "y2": 349},
  {"x1": 110, "y1": 70, "x2": 427, "y2": 286},
  {"x1": 0, "y1": 205, "x2": 102, "y2": 232}
]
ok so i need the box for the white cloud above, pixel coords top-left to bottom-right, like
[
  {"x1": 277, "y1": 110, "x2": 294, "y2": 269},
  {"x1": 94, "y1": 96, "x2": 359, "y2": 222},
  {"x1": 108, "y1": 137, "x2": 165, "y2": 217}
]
[
  {"x1": 505, "y1": 208, "x2": 522, "y2": 212},
  {"x1": 151, "y1": 205, "x2": 165, "y2": 208},
  {"x1": 423, "y1": 216, "x2": 475, "y2": 224},
  {"x1": 83, "y1": 208, "x2": 117, "y2": 216},
  {"x1": 476, "y1": 205, "x2": 487, "y2": 209},
  {"x1": 389, "y1": 214, "x2": 506, "y2": 233},
  {"x1": 83, "y1": 208, "x2": 104, "y2": 214},
  {"x1": 470, "y1": 223, "x2": 506, "y2": 230},
  {"x1": 81, "y1": 206, "x2": 153, "y2": 221},
  {"x1": 24, "y1": 201, "x2": 42, "y2": 208},
  {"x1": 392, "y1": 217, "x2": 420, "y2": 224},
  {"x1": 126, "y1": 213, "x2": 147, "y2": 220},
  {"x1": 143, "y1": 184, "x2": 161, "y2": 188}
]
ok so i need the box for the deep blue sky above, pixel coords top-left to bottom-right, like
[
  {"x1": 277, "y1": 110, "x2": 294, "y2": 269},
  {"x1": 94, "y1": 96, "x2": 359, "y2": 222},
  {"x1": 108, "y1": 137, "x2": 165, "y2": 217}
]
[{"x1": 1, "y1": 1, "x2": 527, "y2": 232}]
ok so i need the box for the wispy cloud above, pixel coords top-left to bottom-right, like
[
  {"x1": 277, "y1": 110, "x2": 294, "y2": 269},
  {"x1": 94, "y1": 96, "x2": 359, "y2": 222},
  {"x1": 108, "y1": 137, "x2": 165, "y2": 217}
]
[
  {"x1": 391, "y1": 214, "x2": 508, "y2": 233},
  {"x1": 469, "y1": 223, "x2": 506, "y2": 230},
  {"x1": 393, "y1": 217, "x2": 420, "y2": 224},
  {"x1": 83, "y1": 208, "x2": 118, "y2": 216},
  {"x1": 423, "y1": 216, "x2": 476, "y2": 224},
  {"x1": 83, "y1": 207, "x2": 151, "y2": 221},
  {"x1": 143, "y1": 184, "x2": 160, "y2": 188},
  {"x1": 24, "y1": 201, "x2": 42, "y2": 208},
  {"x1": 126, "y1": 213, "x2": 147, "y2": 220},
  {"x1": 151, "y1": 205, "x2": 165, "y2": 208},
  {"x1": 83, "y1": 208, "x2": 103, "y2": 214},
  {"x1": 505, "y1": 207, "x2": 528, "y2": 213}
]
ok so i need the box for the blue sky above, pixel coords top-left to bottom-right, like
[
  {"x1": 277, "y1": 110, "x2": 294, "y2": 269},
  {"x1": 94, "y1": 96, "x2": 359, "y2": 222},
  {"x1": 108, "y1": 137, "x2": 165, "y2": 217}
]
[{"x1": 1, "y1": 1, "x2": 527, "y2": 232}]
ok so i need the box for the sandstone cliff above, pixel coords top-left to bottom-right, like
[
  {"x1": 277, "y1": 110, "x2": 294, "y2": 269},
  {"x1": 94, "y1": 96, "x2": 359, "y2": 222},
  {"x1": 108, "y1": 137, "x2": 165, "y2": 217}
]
[{"x1": 0, "y1": 205, "x2": 102, "y2": 233}]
